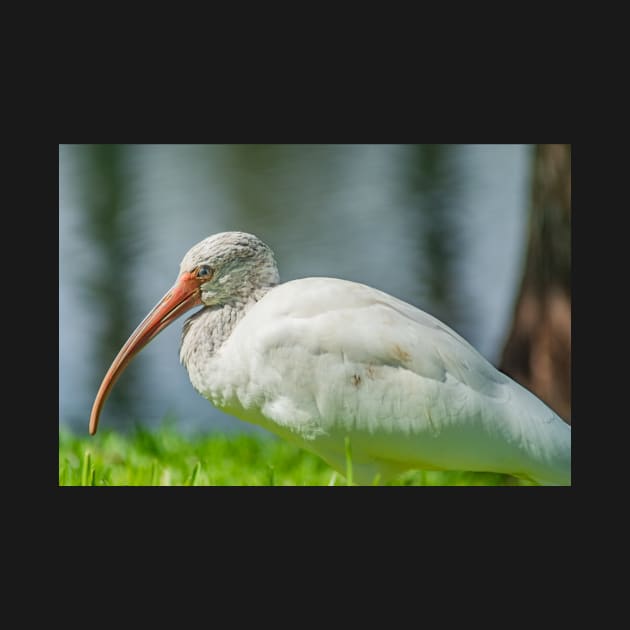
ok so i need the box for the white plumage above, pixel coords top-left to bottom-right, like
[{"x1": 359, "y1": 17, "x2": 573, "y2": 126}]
[{"x1": 90, "y1": 231, "x2": 571, "y2": 485}]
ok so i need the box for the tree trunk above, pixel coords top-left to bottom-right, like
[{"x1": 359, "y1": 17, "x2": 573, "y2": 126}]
[{"x1": 499, "y1": 144, "x2": 571, "y2": 423}]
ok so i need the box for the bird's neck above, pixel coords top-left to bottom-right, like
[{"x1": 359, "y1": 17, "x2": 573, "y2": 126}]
[{"x1": 179, "y1": 286, "x2": 272, "y2": 365}]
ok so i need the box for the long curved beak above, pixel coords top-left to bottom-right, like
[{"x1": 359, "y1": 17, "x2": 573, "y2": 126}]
[{"x1": 89, "y1": 272, "x2": 202, "y2": 435}]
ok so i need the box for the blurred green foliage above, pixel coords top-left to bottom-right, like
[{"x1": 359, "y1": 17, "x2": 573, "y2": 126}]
[{"x1": 59, "y1": 426, "x2": 534, "y2": 486}]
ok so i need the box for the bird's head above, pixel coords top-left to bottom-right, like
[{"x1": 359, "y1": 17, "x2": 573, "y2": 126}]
[
  {"x1": 180, "y1": 231, "x2": 279, "y2": 307},
  {"x1": 88, "y1": 231, "x2": 278, "y2": 435}
]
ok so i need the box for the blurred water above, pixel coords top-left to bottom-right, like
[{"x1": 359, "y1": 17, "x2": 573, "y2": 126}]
[{"x1": 59, "y1": 144, "x2": 533, "y2": 435}]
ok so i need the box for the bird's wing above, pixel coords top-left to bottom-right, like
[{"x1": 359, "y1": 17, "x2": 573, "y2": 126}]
[
  {"x1": 226, "y1": 277, "x2": 570, "y2": 483},
  {"x1": 242, "y1": 276, "x2": 509, "y2": 395}
]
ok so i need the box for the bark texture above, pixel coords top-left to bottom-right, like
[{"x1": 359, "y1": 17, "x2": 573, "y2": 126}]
[{"x1": 500, "y1": 144, "x2": 571, "y2": 423}]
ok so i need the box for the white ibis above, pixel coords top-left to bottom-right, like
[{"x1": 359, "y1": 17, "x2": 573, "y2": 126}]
[{"x1": 89, "y1": 231, "x2": 571, "y2": 485}]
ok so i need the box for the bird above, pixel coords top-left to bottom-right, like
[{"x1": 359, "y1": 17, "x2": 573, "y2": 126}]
[{"x1": 89, "y1": 231, "x2": 571, "y2": 485}]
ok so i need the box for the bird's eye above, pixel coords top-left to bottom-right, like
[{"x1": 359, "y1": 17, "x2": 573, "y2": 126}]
[{"x1": 197, "y1": 265, "x2": 213, "y2": 279}]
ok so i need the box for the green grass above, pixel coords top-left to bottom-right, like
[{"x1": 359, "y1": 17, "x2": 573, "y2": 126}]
[{"x1": 58, "y1": 426, "x2": 535, "y2": 486}]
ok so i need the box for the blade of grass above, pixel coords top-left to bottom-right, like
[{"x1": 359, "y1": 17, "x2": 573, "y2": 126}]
[
  {"x1": 187, "y1": 461, "x2": 202, "y2": 486},
  {"x1": 328, "y1": 472, "x2": 337, "y2": 486},
  {"x1": 81, "y1": 451, "x2": 92, "y2": 487},
  {"x1": 150, "y1": 460, "x2": 159, "y2": 486},
  {"x1": 344, "y1": 436, "x2": 353, "y2": 486},
  {"x1": 59, "y1": 459, "x2": 68, "y2": 486}
]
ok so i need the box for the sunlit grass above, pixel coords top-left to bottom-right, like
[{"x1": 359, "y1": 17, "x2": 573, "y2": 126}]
[{"x1": 58, "y1": 426, "x2": 536, "y2": 486}]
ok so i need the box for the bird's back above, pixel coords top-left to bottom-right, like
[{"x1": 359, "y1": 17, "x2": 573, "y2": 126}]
[{"x1": 196, "y1": 277, "x2": 571, "y2": 485}]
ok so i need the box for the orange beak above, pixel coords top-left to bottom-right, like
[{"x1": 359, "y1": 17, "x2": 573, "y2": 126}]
[{"x1": 89, "y1": 272, "x2": 202, "y2": 435}]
